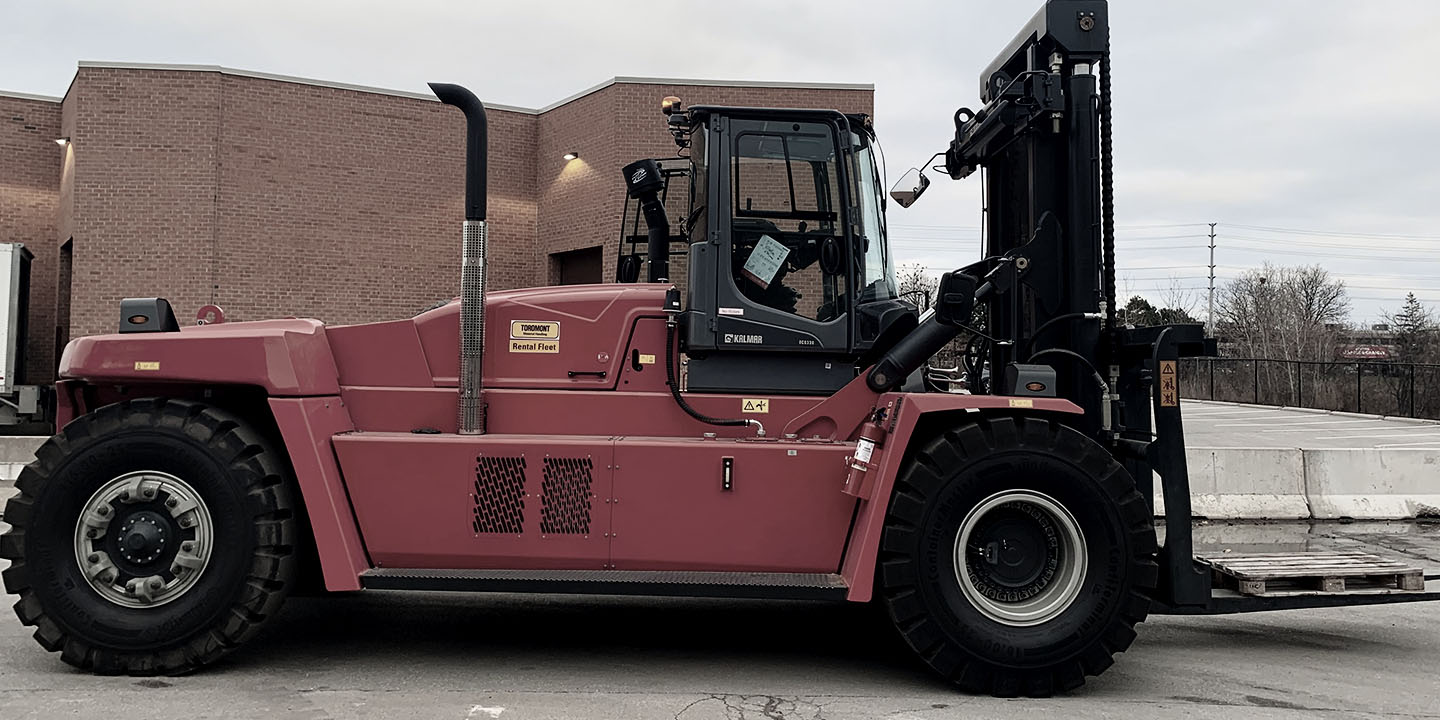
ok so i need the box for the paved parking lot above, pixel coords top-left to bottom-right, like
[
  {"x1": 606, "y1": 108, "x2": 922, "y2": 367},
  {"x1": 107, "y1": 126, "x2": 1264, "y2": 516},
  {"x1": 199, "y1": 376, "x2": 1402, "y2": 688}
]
[
  {"x1": 2, "y1": 521, "x2": 1438, "y2": 719},
  {"x1": 1184, "y1": 401, "x2": 1440, "y2": 449}
]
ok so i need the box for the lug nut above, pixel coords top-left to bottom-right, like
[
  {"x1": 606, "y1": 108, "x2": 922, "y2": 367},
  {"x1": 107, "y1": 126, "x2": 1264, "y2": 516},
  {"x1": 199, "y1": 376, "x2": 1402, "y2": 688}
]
[
  {"x1": 97, "y1": 505, "x2": 110, "y2": 516},
  {"x1": 181, "y1": 542, "x2": 194, "y2": 553},
  {"x1": 148, "y1": 578, "x2": 163, "y2": 590},
  {"x1": 119, "y1": 491, "x2": 130, "y2": 501},
  {"x1": 87, "y1": 553, "x2": 100, "y2": 563},
  {"x1": 166, "y1": 498, "x2": 178, "y2": 508},
  {"x1": 86, "y1": 529, "x2": 97, "y2": 538}
]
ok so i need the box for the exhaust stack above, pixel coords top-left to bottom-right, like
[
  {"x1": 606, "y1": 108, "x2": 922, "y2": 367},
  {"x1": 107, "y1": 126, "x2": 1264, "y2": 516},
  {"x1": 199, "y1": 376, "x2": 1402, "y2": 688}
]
[{"x1": 429, "y1": 82, "x2": 489, "y2": 435}]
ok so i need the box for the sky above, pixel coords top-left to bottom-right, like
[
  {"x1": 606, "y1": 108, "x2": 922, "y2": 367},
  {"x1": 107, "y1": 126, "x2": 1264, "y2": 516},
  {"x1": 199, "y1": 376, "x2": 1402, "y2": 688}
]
[{"x1": 4, "y1": 0, "x2": 1438, "y2": 324}]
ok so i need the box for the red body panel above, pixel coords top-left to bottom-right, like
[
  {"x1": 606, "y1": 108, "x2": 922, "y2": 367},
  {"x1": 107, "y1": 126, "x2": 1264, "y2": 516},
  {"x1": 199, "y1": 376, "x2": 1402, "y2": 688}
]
[
  {"x1": 340, "y1": 387, "x2": 866, "y2": 437},
  {"x1": 326, "y1": 319, "x2": 434, "y2": 388},
  {"x1": 59, "y1": 318, "x2": 340, "y2": 396},
  {"x1": 609, "y1": 437, "x2": 855, "y2": 572},
  {"x1": 334, "y1": 433, "x2": 614, "y2": 569},
  {"x1": 268, "y1": 397, "x2": 370, "y2": 591},
  {"x1": 411, "y1": 284, "x2": 670, "y2": 389},
  {"x1": 332, "y1": 431, "x2": 855, "y2": 573}
]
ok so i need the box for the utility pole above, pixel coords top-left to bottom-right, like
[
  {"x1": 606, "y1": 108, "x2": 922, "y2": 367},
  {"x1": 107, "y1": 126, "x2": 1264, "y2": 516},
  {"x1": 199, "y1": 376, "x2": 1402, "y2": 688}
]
[{"x1": 1206, "y1": 222, "x2": 1217, "y2": 336}]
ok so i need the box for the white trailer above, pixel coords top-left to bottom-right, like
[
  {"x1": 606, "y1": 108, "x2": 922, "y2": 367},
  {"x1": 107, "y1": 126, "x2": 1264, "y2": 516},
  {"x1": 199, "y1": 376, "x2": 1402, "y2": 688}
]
[{"x1": 0, "y1": 243, "x2": 42, "y2": 425}]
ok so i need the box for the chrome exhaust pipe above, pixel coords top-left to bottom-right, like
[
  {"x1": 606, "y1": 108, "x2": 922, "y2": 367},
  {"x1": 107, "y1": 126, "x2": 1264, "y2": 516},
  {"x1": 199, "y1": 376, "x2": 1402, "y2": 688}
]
[{"x1": 429, "y1": 82, "x2": 489, "y2": 435}]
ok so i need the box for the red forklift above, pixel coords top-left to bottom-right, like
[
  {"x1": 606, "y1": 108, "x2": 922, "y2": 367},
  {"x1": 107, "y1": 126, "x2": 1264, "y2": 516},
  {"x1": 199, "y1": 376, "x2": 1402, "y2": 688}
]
[{"x1": 3, "y1": 0, "x2": 1434, "y2": 696}]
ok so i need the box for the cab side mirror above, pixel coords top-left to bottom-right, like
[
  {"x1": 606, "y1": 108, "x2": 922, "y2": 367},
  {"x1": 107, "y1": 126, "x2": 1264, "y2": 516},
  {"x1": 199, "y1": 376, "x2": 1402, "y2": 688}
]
[
  {"x1": 934, "y1": 272, "x2": 977, "y2": 327},
  {"x1": 889, "y1": 168, "x2": 930, "y2": 208}
]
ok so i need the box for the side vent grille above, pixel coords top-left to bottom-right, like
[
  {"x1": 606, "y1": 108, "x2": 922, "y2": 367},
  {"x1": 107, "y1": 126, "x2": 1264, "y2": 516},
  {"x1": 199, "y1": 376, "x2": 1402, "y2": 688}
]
[
  {"x1": 472, "y1": 455, "x2": 526, "y2": 534},
  {"x1": 541, "y1": 457, "x2": 593, "y2": 535}
]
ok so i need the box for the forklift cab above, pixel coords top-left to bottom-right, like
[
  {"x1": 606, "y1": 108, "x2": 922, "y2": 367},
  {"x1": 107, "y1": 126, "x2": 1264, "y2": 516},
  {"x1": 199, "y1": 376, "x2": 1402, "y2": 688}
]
[{"x1": 630, "y1": 105, "x2": 912, "y2": 395}]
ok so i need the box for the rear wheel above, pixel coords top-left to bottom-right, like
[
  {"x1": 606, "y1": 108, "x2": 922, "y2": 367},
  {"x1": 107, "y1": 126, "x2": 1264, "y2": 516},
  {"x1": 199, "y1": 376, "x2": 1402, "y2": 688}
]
[
  {"x1": 878, "y1": 416, "x2": 1157, "y2": 696},
  {"x1": 0, "y1": 398, "x2": 297, "y2": 674}
]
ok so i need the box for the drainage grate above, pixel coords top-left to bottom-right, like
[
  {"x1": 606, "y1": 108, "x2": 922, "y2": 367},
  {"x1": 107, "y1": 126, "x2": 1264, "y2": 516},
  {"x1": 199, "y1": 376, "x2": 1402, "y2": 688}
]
[
  {"x1": 472, "y1": 456, "x2": 526, "y2": 534},
  {"x1": 541, "y1": 457, "x2": 593, "y2": 535}
]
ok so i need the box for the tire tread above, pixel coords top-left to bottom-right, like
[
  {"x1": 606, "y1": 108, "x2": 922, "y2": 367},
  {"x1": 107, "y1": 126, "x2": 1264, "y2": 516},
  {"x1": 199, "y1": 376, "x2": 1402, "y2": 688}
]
[{"x1": 0, "y1": 398, "x2": 298, "y2": 675}]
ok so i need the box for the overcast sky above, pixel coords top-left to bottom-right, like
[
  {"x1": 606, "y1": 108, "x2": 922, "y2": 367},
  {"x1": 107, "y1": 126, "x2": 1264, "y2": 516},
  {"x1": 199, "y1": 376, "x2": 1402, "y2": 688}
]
[{"x1": 5, "y1": 0, "x2": 1438, "y2": 323}]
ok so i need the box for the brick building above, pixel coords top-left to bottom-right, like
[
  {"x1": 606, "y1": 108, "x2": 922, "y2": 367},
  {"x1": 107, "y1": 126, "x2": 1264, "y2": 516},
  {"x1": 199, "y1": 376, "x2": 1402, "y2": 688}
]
[{"x1": 2, "y1": 64, "x2": 873, "y2": 384}]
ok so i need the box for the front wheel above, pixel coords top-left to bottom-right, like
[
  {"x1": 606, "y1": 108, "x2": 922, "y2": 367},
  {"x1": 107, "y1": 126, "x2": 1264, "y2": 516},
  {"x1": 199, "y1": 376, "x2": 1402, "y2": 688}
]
[
  {"x1": 878, "y1": 416, "x2": 1157, "y2": 696},
  {"x1": 0, "y1": 398, "x2": 298, "y2": 674}
]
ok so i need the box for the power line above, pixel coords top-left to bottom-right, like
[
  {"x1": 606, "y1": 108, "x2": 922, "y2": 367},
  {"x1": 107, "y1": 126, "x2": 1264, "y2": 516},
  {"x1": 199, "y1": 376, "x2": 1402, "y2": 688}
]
[{"x1": 1222, "y1": 223, "x2": 1440, "y2": 241}]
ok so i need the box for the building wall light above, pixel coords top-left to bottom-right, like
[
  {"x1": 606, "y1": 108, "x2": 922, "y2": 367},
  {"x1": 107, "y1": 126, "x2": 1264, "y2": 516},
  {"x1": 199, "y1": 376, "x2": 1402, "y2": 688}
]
[
  {"x1": 55, "y1": 137, "x2": 70, "y2": 146},
  {"x1": 562, "y1": 152, "x2": 578, "y2": 161}
]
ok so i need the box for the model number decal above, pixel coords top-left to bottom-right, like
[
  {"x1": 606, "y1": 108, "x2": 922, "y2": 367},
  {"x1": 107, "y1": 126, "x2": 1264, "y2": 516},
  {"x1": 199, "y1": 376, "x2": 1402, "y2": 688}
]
[{"x1": 723, "y1": 333, "x2": 763, "y2": 344}]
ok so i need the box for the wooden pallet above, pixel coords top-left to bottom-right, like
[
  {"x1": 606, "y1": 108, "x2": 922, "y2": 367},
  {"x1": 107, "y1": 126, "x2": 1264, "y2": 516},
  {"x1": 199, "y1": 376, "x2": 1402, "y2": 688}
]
[{"x1": 1197, "y1": 551, "x2": 1425, "y2": 597}]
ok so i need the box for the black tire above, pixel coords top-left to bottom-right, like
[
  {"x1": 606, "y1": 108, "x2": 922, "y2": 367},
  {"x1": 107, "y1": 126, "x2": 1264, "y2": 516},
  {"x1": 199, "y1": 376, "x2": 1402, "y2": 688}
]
[
  {"x1": 0, "y1": 398, "x2": 298, "y2": 674},
  {"x1": 878, "y1": 416, "x2": 1157, "y2": 697}
]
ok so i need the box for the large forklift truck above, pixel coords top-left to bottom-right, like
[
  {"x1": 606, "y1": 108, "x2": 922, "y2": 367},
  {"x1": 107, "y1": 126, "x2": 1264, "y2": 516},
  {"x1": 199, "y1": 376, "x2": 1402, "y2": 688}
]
[{"x1": 3, "y1": 0, "x2": 1436, "y2": 696}]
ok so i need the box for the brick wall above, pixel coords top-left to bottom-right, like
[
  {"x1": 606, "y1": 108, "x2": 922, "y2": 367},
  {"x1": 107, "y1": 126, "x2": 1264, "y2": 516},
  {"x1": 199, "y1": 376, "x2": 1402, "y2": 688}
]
[
  {"x1": 0, "y1": 94, "x2": 61, "y2": 383},
  {"x1": 7, "y1": 67, "x2": 872, "y2": 381}
]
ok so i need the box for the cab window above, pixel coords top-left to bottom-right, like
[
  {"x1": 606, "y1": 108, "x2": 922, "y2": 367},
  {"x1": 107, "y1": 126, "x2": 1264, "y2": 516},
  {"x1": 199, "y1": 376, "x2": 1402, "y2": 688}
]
[{"x1": 729, "y1": 118, "x2": 848, "y2": 322}]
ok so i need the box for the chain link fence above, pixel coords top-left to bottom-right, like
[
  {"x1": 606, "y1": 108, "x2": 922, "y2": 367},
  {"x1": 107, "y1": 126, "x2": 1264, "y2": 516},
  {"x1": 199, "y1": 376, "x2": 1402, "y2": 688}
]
[{"x1": 1179, "y1": 358, "x2": 1440, "y2": 419}]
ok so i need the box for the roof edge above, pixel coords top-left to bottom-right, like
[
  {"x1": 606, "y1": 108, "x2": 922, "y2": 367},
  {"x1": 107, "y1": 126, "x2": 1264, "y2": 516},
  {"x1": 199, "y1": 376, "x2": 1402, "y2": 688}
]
[
  {"x1": 76, "y1": 61, "x2": 537, "y2": 114},
  {"x1": 537, "y1": 76, "x2": 873, "y2": 113},
  {"x1": 70, "y1": 62, "x2": 873, "y2": 115},
  {"x1": 0, "y1": 89, "x2": 63, "y2": 103}
]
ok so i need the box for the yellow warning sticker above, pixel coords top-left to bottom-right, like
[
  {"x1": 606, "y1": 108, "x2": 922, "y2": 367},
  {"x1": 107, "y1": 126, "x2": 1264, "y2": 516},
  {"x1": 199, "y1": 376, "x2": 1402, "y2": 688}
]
[
  {"x1": 1159, "y1": 360, "x2": 1178, "y2": 407},
  {"x1": 637, "y1": 353, "x2": 656, "y2": 365},
  {"x1": 509, "y1": 339, "x2": 559, "y2": 353},
  {"x1": 742, "y1": 398, "x2": 770, "y2": 414},
  {"x1": 1008, "y1": 398, "x2": 1035, "y2": 408},
  {"x1": 510, "y1": 320, "x2": 559, "y2": 340},
  {"x1": 134, "y1": 361, "x2": 160, "y2": 371}
]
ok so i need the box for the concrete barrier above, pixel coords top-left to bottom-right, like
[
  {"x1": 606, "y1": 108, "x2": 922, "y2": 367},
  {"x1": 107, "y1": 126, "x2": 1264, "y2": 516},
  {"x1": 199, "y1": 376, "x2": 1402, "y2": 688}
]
[
  {"x1": 0, "y1": 436, "x2": 43, "y2": 485},
  {"x1": 1155, "y1": 448, "x2": 1310, "y2": 520},
  {"x1": 1154, "y1": 446, "x2": 1440, "y2": 520},
  {"x1": 1304, "y1": 448, "x2": 1440, "y2": 519}
]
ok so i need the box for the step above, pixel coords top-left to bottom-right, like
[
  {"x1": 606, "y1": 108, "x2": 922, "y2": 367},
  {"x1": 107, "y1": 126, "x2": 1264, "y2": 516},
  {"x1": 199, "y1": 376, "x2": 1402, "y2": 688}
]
[
  {"x1": 1198, "y1": 551, "x2": 1424, "y2": 597},
  {"x1": 359, "y1": 568, "x2": 849, "y2": 601}
]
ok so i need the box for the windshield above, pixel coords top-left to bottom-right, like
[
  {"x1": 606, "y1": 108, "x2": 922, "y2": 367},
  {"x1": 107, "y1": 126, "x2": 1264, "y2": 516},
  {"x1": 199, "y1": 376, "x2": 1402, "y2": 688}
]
[{"x1": 852, "y1": 131, "x2": 896, "y2": 304}]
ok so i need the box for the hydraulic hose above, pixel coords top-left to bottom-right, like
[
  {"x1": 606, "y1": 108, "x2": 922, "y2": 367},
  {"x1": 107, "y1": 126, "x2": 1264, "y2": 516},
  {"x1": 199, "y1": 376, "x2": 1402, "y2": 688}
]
[
  {"x1": 665, "y1": 319, "x2": 764, "y2": 436},
  {"x1": 1029, "y1": 347, "x2": 1112, "y2": 432},
  {"x1": 1024, "y1": 312, "x2": 1102, "y2": 356}
]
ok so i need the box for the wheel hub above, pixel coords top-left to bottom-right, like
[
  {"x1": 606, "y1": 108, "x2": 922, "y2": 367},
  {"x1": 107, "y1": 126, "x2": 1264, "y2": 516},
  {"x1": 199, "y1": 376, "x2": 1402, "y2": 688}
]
[
  {"x1": 73, "y1": 471, "x2": 214, "y2": 608},
  {"x1": 954, "y1": 490, "x2": 1087, "y2": 626},
  {"x1": 118, "y1": 511, "x2": 169, "y2": 564}
]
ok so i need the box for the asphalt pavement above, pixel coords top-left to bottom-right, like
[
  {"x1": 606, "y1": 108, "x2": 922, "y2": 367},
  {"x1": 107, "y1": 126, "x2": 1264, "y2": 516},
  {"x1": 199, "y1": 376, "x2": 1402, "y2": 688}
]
[
  {"x1": 2, "y1": 521, "x2": 1439, "y2": 719},
  {"x1": 1183, "y1": 401, "x2": 1440, "y2": 449}
]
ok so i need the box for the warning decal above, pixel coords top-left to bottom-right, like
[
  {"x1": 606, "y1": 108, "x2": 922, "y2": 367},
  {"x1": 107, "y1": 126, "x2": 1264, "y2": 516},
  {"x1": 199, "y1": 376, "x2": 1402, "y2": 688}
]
[
  {"x1": 1008, "y1": 398, "x2": 1034, "y2": 408},
  {"x1": 1159, "y1": 360, "x2": 1178, "y2": 407},
  {"x1": 509, "y1": 339, "x2": 559, "y2": 353},
  {"x1": 511, "y1": 320, "x2": 559, "y2": 339},
  {"x1": 134, "y1": 361, "x2": 160, "y2": 371},
  {"x1": 742, "y1": 398, "x2": 770, "y2": 414}
]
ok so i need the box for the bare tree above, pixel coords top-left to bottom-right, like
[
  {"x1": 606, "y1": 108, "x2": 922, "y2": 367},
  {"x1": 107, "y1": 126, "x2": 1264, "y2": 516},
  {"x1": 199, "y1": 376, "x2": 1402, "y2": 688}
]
[
  {"x1": 1158, "y1": 276, "x2": 1203, "y2": 321},
  {"x1": 1214, "y1": 264, "x2": 1350, "y2": 408},
  {"x1": 1215, "y1": 263, "x2": 1349, "y2": 361},
  {"x1": 896, "y1": 264, "x2": 937, "y2": 312}
]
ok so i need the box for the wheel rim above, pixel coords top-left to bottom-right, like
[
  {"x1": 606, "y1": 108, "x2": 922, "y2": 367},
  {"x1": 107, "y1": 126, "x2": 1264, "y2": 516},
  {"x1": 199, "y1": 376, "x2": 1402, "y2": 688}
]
[
  {"x1": 72, "y1": 470, "x2": 214, "y2": 608},
  {"x1": 953, "y1": 490, "x2": 1087, "y2": 627}
]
